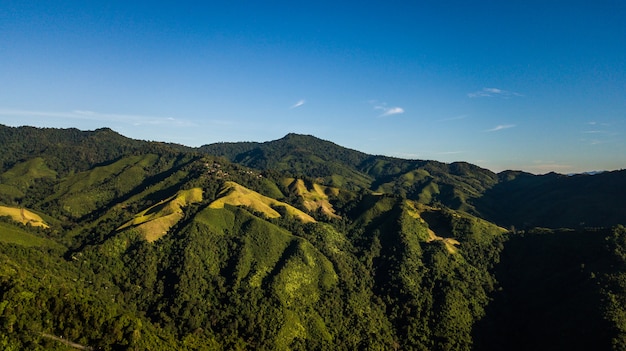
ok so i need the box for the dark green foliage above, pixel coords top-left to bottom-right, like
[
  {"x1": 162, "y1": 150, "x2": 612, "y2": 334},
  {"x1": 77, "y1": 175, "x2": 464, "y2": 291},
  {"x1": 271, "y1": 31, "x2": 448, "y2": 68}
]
[
  {"x1": 476, "y1": 170, "x2": 626, "y2": 228},
  {"x1": 473, "y1": 228, "x2": 625, "y2": 351},
  {"x1": 0, "y1": 125, "x2": 625, "y2": 349}
]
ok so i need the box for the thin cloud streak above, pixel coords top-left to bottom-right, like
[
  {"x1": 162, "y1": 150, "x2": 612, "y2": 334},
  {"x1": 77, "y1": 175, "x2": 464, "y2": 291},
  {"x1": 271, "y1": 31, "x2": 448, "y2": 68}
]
[
  {"x1": 380, "y1": 107, "x2": 404, "y2": 117},
  {"x1": 468, "y1": 88, "x2": 523, "y2": 98},
  {"x1": 0, "y1": 108, "x2": 194, "y2": 127},
  {"x1": 372, "y1": 102, "x2": 405, "y2": 117},
  {"x1": 290, "y1": 99, "x2": 305, "y2": 109},
  {"x1": 486, "y1": 124, "x2": 516, "y2": 132}
]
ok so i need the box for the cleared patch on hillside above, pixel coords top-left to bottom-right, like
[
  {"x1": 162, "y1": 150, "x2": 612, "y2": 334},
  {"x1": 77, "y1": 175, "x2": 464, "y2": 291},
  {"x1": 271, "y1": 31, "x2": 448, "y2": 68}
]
[
  {"x1": 0, "y1": 206, "x2": 50, "y2": 229},
  {"x1": 118, "y1": 188, "x2": 203, "y2": 242},
  {"x1": 404, "y1": 201, "x2": 460, "y2": 253},
  {"x1": 283, "y1": 178, "x2": 341, "y2": 219},
  {"x1": 209, "y1": 181, "x2": 315, "y2": 223}
]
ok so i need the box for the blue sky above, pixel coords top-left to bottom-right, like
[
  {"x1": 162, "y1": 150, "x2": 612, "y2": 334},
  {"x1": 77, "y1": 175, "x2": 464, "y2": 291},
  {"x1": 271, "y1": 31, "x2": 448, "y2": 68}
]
[{"x1": 1, "y1": 1, "x2": 625, "y2": 173}]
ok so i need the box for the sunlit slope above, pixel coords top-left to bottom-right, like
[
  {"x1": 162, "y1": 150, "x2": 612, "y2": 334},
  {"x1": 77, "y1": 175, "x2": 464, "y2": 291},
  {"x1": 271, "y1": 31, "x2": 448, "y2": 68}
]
[
  {"x1": 343, "y1": 193, "x2": 507, "y2": 348},
  {"x1": 200, "y1": 133, "x2": 373, "y2": 190},
  {"x1": 118, "y1": 188, "x2": 202, "y2": 242},
  {"x1": 201, "y1": 134, "x2": 499, "y2": 213},
  {"x1": 0, "y1": 157, "x2": 57, "y2": 188},
  {"x1": 209, "y1": 181, "x2": 316, "y2": 223},
  {"x1": 0, "y1": 157, "x2": 57, "y2": 201},
  {"x1": 0, "y1": 205, "x2": 49, "y2": 228},
  {"x1": 403, "y1": 201, "x2": 460, "y2": 253},
  {"x1": 283, "y1": 178, "x2": 340, "y2": 219}
]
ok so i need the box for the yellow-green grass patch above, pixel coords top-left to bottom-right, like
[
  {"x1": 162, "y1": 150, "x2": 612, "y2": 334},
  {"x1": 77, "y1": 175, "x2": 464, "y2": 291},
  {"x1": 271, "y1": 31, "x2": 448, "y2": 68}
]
[
  {"x1": 118, "y1": 187, "x2": 203, "y2": 242},
  {"x1": 0, "y1": 206, "x2": 49, "y2": 228},
  {"x1": 210, "y1": 181, "x2": 315, "y2": 223},
  {"x1": 283, "y1": 178, "x2": 340, "y2": 219},
  {"x1": 403, "y1": 201, "x2": 460, "y2": 253}
]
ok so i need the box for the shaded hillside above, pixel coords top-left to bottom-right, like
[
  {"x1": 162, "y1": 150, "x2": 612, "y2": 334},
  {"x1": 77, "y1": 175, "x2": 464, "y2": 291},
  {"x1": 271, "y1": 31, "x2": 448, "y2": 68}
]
[
  {"x1": 476, "y1": 170, "x2": 626, "y2": 229},
  {"x1": 474, "y1": 226, "x2": 626, "y2": 351}
]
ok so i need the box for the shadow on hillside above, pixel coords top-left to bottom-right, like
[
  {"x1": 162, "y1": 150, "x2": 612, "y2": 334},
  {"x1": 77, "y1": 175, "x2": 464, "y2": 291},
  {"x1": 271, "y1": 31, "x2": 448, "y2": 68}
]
[
  {"x1": 472, "y1": 229, "x2": 613, "y2": 351},
  {"x1": 473, "y1": 170, "x2": 626, "y2": 229}
]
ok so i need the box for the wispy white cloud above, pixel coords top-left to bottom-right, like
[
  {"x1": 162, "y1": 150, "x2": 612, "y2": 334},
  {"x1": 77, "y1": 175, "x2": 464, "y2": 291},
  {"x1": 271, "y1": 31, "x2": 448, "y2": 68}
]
[
  {"x1": 372, "y1": 101, "x2": 405, "y2": 117},
  {"x1": 290, "y1": 99, "x2": 305, "y2": 109},
  {"x1": 468, "y1": 88, "x2": 523, "y2": 98},
  {"x1": 587, "y1": 121, "x2": 610, "y2": 126},
  {"x1": 0, "y1": 108, "x2": 194, "y2": 127},
  {"x1": 392, "y1": 150, "x2": 467, "y2": 160},
  {"x1": 580, "y1": 127, "x2": 619, "y2": 146},
  {"x1": 485, "y1": 124, "x2": 516, "y2": 132},
  {"x1": 381, "y1": 107, "x2": 405, "y2": 116}
]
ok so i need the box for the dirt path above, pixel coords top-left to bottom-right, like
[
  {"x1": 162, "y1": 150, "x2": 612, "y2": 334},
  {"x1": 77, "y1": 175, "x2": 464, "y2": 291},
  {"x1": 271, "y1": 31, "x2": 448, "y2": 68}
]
[{"x1": 39, "y1": 333, "x2": 94, "y2": 351}]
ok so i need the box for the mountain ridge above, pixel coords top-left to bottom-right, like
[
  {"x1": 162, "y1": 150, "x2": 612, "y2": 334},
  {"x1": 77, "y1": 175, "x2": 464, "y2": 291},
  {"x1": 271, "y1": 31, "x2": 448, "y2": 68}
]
[{"x1": 0, "y1": 124, "x2": 625, "y2": 350}]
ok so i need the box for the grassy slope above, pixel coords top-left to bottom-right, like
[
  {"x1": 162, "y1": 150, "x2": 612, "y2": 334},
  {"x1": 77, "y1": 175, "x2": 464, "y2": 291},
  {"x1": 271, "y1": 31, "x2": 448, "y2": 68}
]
[
  {"x1": 404, "y1": 201, "x2": 461, "y2": 253},
  {"x1": 118, "y1": 188, "x2": 203, "y2": 242},
  {"x1": 0, "y1": 222, "x2": 61, "y2": 248},
  {"x1": 283, "y1": 178, "x2": 341, "y2": 219},
  {"x1": 48, "y1": 154, "x2": 161, "y2": 218},
  {"x1": 0, "y1": 157, "x2": 58, "y2": 201},
  {"x1": 209, "y1": 181, "x2": 316, "y2": 223},
  {"x1": 0, "y1": 157, "x2": 57, "y2": 188},
  {"x1": 1, "y1": 126, "x2": 625, "y2": 350},
  {"x1": 0, "y1": 206, "x2": 49, "y2": 228}
]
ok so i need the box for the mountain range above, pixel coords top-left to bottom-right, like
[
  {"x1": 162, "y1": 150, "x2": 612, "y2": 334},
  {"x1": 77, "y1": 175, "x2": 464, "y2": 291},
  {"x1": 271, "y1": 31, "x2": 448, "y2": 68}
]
[{"x1": 0, "y1": 124, "x2": 624, "y2": 350}]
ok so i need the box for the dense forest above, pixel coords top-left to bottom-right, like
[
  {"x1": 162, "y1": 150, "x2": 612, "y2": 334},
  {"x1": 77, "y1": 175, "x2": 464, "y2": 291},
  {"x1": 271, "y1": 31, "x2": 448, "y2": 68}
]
[{"x1": 0, "y1": 125, "x2": 625, "y2": 350}]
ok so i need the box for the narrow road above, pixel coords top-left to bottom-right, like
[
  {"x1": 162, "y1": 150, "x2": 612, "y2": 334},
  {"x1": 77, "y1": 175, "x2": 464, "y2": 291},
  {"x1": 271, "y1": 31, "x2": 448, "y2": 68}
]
[{"x1": 39, "y1": 333, "x2": 94, "y2": 351}]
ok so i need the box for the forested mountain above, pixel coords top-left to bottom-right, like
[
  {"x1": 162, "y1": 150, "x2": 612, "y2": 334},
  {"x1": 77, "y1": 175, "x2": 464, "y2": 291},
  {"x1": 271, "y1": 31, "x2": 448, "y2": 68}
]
[
  {"x1": 0, "y1": 124, "x2": 625, "y2": 350},
  {"x1": 202, "y1": 133, "x2": 626, "y2": 229}
]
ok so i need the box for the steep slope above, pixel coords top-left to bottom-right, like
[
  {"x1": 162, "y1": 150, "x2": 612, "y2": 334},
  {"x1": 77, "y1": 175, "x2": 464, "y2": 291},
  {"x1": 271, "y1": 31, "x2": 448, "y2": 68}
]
[
  {"x1": 118, "y1": 188, "x2": 203, "y2": 242},
  {"x1": 283, "y1": 178, "x2": 341, "y2": 219},
  {"x1": 209, "y1": 181, "x2": 316, "y2": 223}
]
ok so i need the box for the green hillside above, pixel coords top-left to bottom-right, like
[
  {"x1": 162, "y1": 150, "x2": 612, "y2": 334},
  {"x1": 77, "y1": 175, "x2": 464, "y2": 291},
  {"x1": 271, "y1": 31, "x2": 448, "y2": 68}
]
[
  {"x1": 0, "y1": 125, "x2": 625, "y2": 350},
  {"x1": 202, "y1": 133, "x2": 626, "y2": 229}
]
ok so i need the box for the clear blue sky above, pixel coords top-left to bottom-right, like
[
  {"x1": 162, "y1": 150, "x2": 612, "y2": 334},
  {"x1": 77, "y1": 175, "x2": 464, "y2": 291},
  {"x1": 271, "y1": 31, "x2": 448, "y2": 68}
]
[{"x1": 1, "y1": 1, "x2": 625, "y2": 173}]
